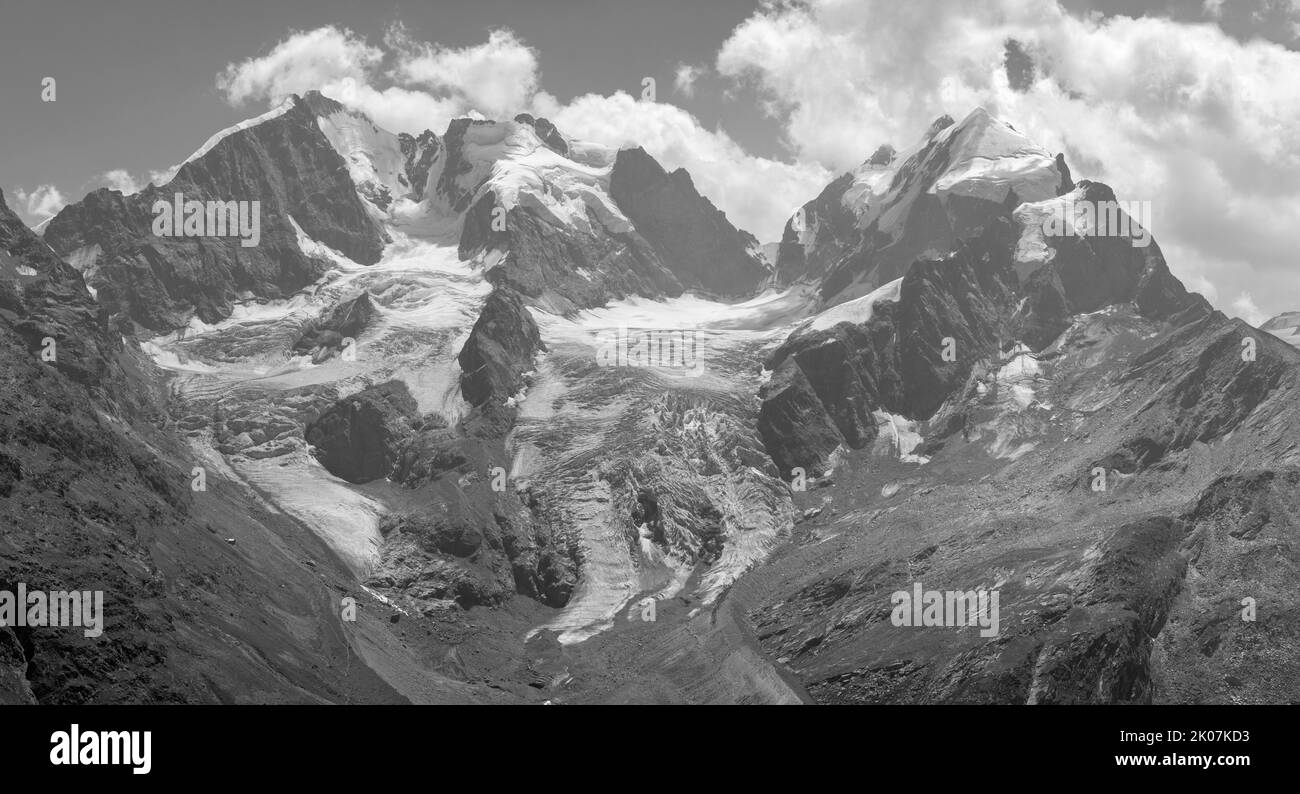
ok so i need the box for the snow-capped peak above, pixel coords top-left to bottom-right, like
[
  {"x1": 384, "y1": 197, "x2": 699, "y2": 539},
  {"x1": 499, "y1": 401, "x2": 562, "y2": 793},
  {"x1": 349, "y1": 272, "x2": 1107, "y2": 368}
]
[
  {"x1": 930, "y1": 107, "x2": 1061, "y2": 203},
  {"x1": 305, "y1": 92, "x2": 431, "y2": 216},
  {"x1": 842, "y1": 106, "x2": 1065, "y2": 241},
  {"x1": 174, "y1": 97, "x2": 297, "y2": 176},
  {"x1": 1260, "y1": 312, "x2": 1300, "y2": 348},
  {"x1": 447, "y1": 118, "x2": 625, "y2": 236}
]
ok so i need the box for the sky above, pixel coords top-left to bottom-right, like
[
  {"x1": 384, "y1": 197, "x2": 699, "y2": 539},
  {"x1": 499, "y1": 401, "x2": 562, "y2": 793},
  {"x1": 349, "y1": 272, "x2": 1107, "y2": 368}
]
[{"x1": 2, "y1": 0, "x2": 1299, "y2": 322}]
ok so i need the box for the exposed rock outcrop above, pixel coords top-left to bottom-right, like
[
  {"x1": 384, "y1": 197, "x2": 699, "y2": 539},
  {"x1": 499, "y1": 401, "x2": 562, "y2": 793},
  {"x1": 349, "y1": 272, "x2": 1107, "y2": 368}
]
[
  {"x1": 610, "y1": 146, "x2": 769, "y2": 297},
  {"x1": 304, "y1": 381, "x2": 420, "y2": 484},
  {"x1": 759, "y1": 223, "x2": 1018, "y2": 475},
  {"x1": 292, "y1": 291, "x2": 376, "y2": 360},
  {"x1": 458, "y1": 288, "x2": 545, "y2": 407}
]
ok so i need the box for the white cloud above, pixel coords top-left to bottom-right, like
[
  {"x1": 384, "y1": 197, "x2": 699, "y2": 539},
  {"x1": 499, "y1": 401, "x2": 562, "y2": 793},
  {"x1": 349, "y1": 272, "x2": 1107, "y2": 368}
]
[
  {"x1": 547, "y1": 91, "x2": 828, "y2": 240},
  {"x1": 1231, "y1": 291, "x2": 1267, "y2": 325},
  {"x1": 12, "y1": 184, "x2": 66, "y2": 220},
  {"x1": 100, "y1": 169, "x2": 140, "y2": 195},
  {"x1": 216, "y1": 26, "x2": 383, "y2": 106},
  {"x1": 674, "y1": 63, "x2": 706, "y2": 97},
  {"x1": 714, "y1": 0, "x2": 1300, "y2": 315},
  {"x1": 386, "y1": 26, "x2": 539, "y2": 121},
  {"x1": 215, "y1": 24, "x2": 529, "y2": 134}
]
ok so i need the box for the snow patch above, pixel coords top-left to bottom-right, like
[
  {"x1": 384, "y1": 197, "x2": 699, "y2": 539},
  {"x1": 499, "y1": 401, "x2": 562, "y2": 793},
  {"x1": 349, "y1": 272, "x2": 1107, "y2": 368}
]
[
  {"x1": 800, "y1": 277, "x2": 902, "y2": 335},
  {"x1": 169, "y1": 98, "x2": 296, "y2": 180}
]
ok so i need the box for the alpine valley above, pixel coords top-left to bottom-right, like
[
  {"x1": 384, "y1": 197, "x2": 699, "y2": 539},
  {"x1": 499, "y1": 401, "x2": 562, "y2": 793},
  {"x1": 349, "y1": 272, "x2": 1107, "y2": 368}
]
[{"x1": 2, "y1": 92, "x2": 1297, "y2": 705}]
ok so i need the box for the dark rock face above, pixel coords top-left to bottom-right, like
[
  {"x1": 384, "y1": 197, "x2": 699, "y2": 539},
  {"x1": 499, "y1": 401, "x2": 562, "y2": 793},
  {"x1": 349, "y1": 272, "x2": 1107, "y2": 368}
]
[
  {"x1": 448, "y1": 127, "x2": 691, "y2": 314},
  {"x1": 1054, "y1": 153, "x2": 1074, "y2": 195},
  {"x1": 455, "y1": 134, "x2": 765, "y2": 317},
  {"x1": 460, "y1": 190, "x2": 683, "y2": 313},
  {"x1": 757, "y1": 362, "x2": 852, "y2": 478},
  {"x1": 1027, "y1": 516, "x2": 1189, "y2": 704},
  {"x1": 0, "y1": 190, "x2": 119, "y2": 385},
  {"x1": 370, "y1": 488, "x2": 579, "y2": 611},
  {"x1": 458, "y1": 288, "x2": 546, "y2": 408},
  {"x1": 398, "y1": 130, "x2": 442, "y2": 202},
  {"x1": 304, "y1": 381, "x2": 420, "y2": 483},
  {"x1": 1097, "y1": 311, "x2": 1297, "y2": 472},
  {"x1": 1013, "y1": 182, "x2": 1205, "y2": 348},
  {"x1": 1, "y1": 191, "x2": 406, "y2": 705},
  {"x1": 778, "y1": 111, "x2": 1076, "y2": 306},
  {"x1": 299, "y1": 376, "x2": 580, "y2": 611},
  {"x1": 758, "y1": 178, "x2": 1217, "y2": 476},
  {"x1": 513, "y1": 113, "x2": 568, "y2": 155},
  {"x1": 610, "y1": 147, "x2": 769, "y2": 297},
  {"x1": 0, "y1": 623, "x2": 35, "y2": 704},
  {"x1": 759, "y1": 225, "x2": 1018, "y2": 475},
  {"x1": 437, "y1": 119, "x2": 499, "y2": 213},
  {"x1": 292, "y1": 292, "x2": 375, "y2": 360},
  {"x1": 775, "y1": 172, "x2": 859, "y2": 285},
  {"x1": 43, "y1": 96, "x2": 387, "y2": 333}
]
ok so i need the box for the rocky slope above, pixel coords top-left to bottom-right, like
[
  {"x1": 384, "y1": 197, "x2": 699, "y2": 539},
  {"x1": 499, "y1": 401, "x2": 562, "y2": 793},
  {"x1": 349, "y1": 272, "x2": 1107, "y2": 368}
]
[
  {"x1": 735, "y1": 109, "x2": 1299, "y2": 702},
  {"x1": 1, "y1": 190, "x2": 494, "y2": 704},
  {"x1": 744, "y1": 302, "x2": 1300, "y2": 703}
]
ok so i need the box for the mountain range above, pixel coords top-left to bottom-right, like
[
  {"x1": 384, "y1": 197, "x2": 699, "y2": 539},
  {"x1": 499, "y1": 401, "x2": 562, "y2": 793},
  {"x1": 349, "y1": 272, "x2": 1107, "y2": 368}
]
[{"x1": 2, "y1": 92, "x2": 1297, "y2": 704}]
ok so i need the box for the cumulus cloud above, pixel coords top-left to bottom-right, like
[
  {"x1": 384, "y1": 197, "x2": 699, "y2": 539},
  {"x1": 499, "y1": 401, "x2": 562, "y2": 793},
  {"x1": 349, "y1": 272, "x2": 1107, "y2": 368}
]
[
  {"x1": 714, "y1": 0, "x2": 1300, "y2": 316},
  {"x1": 674, "y1": 63, "x2": 706, "y2": 97},
  {"x1": 12, "y1": 184, "x2": 66, "y2": 220},
  {"x1": 215, "y1": 24, "x2": 524, "y2": 134},
  {"x1": 217, "y1": 26, "x2": 383, "y2": 106},
  {"x1": 11, "y1": 172, "x2": 140, "y2": 226},
  {"x1": 547, "y1": 91, "x2": 828, "y2": 239},
  {"x1": 386, "y1": 25, "x2": 539, "y2": 121},
  {"x1": 1231, "y1": 292, "x2": 1267, "y2": 326},
  {"x1": 100, "y1": 169, "x2": 140, "y2": 195}
]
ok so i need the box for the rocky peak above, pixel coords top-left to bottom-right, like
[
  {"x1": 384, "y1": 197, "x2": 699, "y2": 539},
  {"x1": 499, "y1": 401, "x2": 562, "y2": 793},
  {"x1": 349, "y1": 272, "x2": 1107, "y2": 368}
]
[
  {"x1": 513, "y1": 113, "x2": 568, "y2": 155},
  {"x1": 609, "y1": 146, "x2": 769, "y2": 297},
  {"x1": 927, "y1": 113, "x2": 956, "y2": 136},
  {"x1": 299, "y1": 89, "x2": 346, "y2": 116},
  {"x1": 777, "y1": 106, "x2": 1071, "y2": 304},
  {"x1": 43, "y1": 97, "x2": 387, "y2": 332},
  {"x1": 866, "y1": 144, "x2": 896, "y2": 166},
  {"x1": 437, "y1": 118, "x2": 503, "y2": 213}
]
